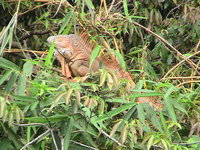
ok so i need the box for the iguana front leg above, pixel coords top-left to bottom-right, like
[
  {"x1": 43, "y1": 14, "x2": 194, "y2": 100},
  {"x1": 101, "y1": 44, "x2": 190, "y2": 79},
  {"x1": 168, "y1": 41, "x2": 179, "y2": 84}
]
[
  {"x1": 57, "y1": 54, "x2": 72, "y2": 78},
  {"x1": 69, "y1": 58, "x2": 100, "y2": 77}
]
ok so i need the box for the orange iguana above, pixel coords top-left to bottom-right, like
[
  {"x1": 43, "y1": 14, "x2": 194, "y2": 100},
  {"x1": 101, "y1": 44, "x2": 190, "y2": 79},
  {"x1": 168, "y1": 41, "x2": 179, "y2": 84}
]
[
  {"x1": 47, "y1": 33, "x2": 163, "y2": 110},
  {"x1": 47, "y1": 34, "x2": 135, "y2": 86}
]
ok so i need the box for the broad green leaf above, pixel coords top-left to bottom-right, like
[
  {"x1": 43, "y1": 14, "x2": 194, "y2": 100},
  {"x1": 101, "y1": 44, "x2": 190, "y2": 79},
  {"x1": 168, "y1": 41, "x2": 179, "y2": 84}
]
[
  {"x1": 125, "y1": 92, "x2": 162, "y2": 98},
  {"x1": 90, "y1": 45, "x2": 101, "y2": 68},
  {"x1": 114, "y1": 49, "x2": 126, "y2": 71},
  {"x1": 23, "y1": 61, "x2": 33, "y2": 76},
  {"x1": 161, "y1": 139, "x2": 169, "y2": 150},
  {"x1": 137, "y1": 104, "x2": 145, "y2": 124},
  {"x1": 94, "y1": 102, "x2": 135, "y2": 123},
  {"x1": 0, "y1": 57, "x2": 20, "y2": 71},
  {"x1": 4, "y1": 72, "x2": 19, "y2": 93},
  {"x1": 0, "y1": 70, "x2": 12, "y2": 85},
  {"x1": 59, "y1": 11, "x2": 73, "y2": 34},
  {"x1": 85, "y1": 0, "x2": 95, "y2": 9},
  {"x1": 64, "y1": 117, "x2": 74, "y2": 150},
  {"x1": 123, "y1": 0, "x2": 129, "y2": 17},
  {"x1": 26, "y1": 115, "x2": 68, "y2": 123},
  {"x1": 0, "y1": 13, "x2": 17, "y2": 55},
  {"x1": 172, "y1": 99, "x2": 187, "y2": 114},
  {"x1": 164, "y1": 97, "x2": 177, "y2": 122},
  {"x1": 151, "y1": 114, "x2": 163, "y2": 132},
  {"x1": 17, "y1": 75, "x2": 26, "y2": 95},
  {"x1": 62, "y1": 22, "x2": 72, "y2": 35},
  {"x1": 13, "y1": 95, "x2": 37, "y2": 102},
  {"x1": 147, "y1": 135, "x2": 154, "y2": 150},
  {"x1": 45, "y1": 42, "x2": 55, "y2": 67},
  {"x1": 17, "y1": 62, "x2": 33, "y2": 95},
  {"x1": 106, "y1": 98, "x2": 129, "y2": 103}
]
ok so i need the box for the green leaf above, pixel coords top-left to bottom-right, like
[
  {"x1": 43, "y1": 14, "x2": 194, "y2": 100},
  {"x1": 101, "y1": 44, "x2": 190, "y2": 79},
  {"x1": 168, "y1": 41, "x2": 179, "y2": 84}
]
[
  {"x1": 114, "y1": 49, "x2": 126, "y2": 71},
  {"x1": 4, "y1": 72, "x2": 19, "y2": 93},
  {"x1": 164, "y1": 96, "x2": 177, "y2": 122},
  {"x1": 106, "y1": 98, "x2": 129, "y2": 103},
  {"x1": 64, "y1": 117, "x2": 74, "y2": 150},
  {"x1": 17, "y1": 74, "x2": 26, "y2": 96},
  {"x1": 137, "y1": 104, "x2": 145, "y2": 124},
  {"x1": 0, "y1": 57, "x2": 20, "y2": 71},
  {"x1": 85, "y1": 0, "x2": 95, "y2": 9},
  {"x1": 172, "y1": 99, "x2": 187, "y2": 114},
  {"x1": 90, "y1": 45, "x2": 101, "y2": 68},
  {"x1": 94, "y1": 102, "x2": 135, "y2": 123},
  {"x1": 13, "y1": 95, "x2": 37, "y2": 102},
  {"x1": 62, "y1": 22, "x2": 72, "y2": 35},
  {"x1": 151, "y1": 114, "x2": 163, "y2": 132},
  {"x1": 0, "y1": 70, "x2": 12, "y2": 85},
  {"x1": 123, "y1": 0, "x2": 129, "y2": 17},
  {"x1": 23, "y1": 61, "x2": 33, "y2": 76},
  {"x1": 125, "y1": 92, "x2": 162, "y2": 98},
  {"x1": 45, "y1": 42, "x2": 55, "y2": 67},
  {"x1": 16, "y1": 61, "x2": 33, "y2": 95},
  {"x1": 26, "y1": 115, "x2": 68, "y2": 123},
  {"x1": 59, "y1": 11, "x2": 73, "y2": 34},
  {"x1": 147, "y1": 135, "x2": 154, "y2": 150}
]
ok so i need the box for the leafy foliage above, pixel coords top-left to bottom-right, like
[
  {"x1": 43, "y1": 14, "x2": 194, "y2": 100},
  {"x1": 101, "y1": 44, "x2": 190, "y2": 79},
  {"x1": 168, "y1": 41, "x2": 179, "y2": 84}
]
[{"x1": 0, "y1": 0, "x2": 200, "y2": 150}]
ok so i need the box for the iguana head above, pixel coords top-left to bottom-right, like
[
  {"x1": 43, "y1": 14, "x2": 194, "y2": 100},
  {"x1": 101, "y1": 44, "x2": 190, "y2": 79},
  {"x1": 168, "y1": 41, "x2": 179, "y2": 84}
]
[
  {"x1": 47, "y1": 34, "x2": 92, "y2": 61},
  {"x1": 47, "y1": 35, "x2": 75, "y2": 60}
]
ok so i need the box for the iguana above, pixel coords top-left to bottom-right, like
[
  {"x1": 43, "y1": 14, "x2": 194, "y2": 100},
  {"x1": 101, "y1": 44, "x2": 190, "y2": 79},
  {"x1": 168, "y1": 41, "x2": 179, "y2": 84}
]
[
  {"x1": 47, "y1": 34, "x2": 135, "y2": 86},
  {"x1": 47, "y1": 33, "x2": 163, "y2": 110}
]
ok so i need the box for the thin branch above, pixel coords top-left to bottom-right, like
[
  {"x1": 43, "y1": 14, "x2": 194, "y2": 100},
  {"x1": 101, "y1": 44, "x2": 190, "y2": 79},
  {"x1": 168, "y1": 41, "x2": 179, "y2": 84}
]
[
  {"x1": 108, "y1": 0, "x2": 115, "y2": 14},
  {"x1": 71, "y1": 140, "x2": 98, "y2": 150},
  {"x1": 51, "y1": 130, "x2": 59, "y2": 150},
  {"x1": 19, "y1": 27, "x2": 59, "y2": 41},
  {"x1": 99, "y1": 129, "x2": 125, "y2": 147},
  {"x1": 161, "y1": 76, "x2": 200, "y2": 80},
  {"x1": 177, "y1": 80, "x2": 200, "y2": 87},
  {"x1": 20, "y1": 129, "x2": 51, "y2": 150},
  {"x1": 13, "y1": 123, "x2": 59, "y2": 150},
  {"x1": 13, "y1": 122, "x2": 49, "y2": 129},
  {"x1": 18, "y1": 2, "x2": 49, "y2": 17},
  {"x1": 4, "y1": 49, "x2": 48, "y2": 55}
]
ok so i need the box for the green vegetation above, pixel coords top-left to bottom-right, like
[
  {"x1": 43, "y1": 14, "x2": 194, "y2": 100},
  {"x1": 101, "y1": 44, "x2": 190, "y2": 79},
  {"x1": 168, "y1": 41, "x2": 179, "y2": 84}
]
[{"x1": 0, "y1": 0, "x2": 199, "y2": 150}]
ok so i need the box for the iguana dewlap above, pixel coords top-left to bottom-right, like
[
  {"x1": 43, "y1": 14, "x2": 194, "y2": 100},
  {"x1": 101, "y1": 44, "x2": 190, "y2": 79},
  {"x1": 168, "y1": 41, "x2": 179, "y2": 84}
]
[{"x1": 47, "y1": 34, "x2": 134, "y2": 85}]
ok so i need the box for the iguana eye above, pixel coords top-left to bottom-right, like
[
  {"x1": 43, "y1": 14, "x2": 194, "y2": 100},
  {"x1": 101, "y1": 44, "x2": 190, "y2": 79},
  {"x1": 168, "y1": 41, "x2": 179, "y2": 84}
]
[{"x1": 63, "y1": 50, "x2": 72, "y2": 56}]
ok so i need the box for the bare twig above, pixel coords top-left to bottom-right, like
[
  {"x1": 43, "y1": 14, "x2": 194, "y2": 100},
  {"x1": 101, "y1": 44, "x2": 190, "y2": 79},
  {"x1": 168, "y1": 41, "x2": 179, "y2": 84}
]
[
  {"x1": 71, "y1": 140, "x2": 98, "y2": 150},
  {"x1": 51, "y1": 130, "x2": 59, "y2": 150},
  {"x1": 19, "y1": 27, "x2": 59, "y2": 41},
  {"x1": 108, "y1": 0, "x2": 115, "y2": 14},
  {"x1": 13, "y1": 123, "x2": 59, "y2": 150},
  {"x1": 161, "y1": 76, "x2": 200, "y2": 80},
  {"x1": 177, "y1": 80, "x2": 200, "y2": 87},
  {"x1": 4, "y1": 49, "x2": 48, "y2": 55},
  {"x1": 20, "y1": 129, "x2": 51, "y2": 150},
  {"x1": 13, "y1": 122, "x2": 49, "y2": 128},
  {"x1": 99, "y1": 129, "x2": 125, "y2": 147},
  {"x1": 18, "y1": 2, "x2": 49, "y2": 17}
]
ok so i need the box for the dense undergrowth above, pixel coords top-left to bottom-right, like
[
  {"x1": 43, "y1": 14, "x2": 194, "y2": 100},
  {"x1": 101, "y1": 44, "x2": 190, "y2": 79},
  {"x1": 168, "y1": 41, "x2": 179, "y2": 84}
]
[{"x1": 0, "y1": 0, "x2": 199, "y2": 150}]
